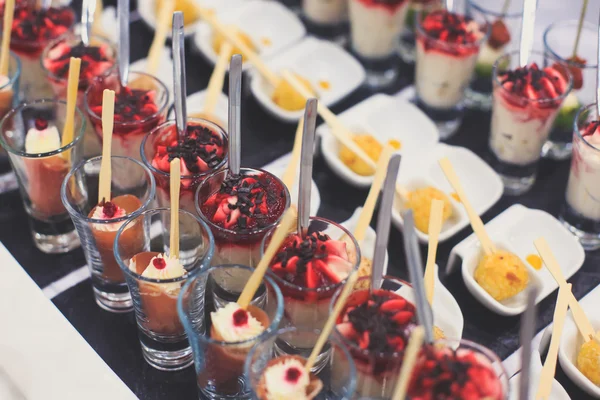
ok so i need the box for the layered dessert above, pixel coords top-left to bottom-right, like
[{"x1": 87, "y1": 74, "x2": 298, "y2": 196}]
[
  {"x1": 474, "y1": 250, "x2": 529, "y2": 302},
  {"x1": 402, "y1": 187, "x2": 453, "y2": 234},
  {"x1": 338, "y1": 133, "x2": 401, "y2": 176},
  {"x1": 303, "y1": 0, "x2": 347, "y2": 26},
  {"x1": 254, "y1": 355, "x2": 323, "y2": 399},
  {"x1": 577, "y1": 338, "x2": 600, "y2": 386},
  {"x1": 349, "y1": 0, "x2": 409, "y2": 60},
  {"x1": 9, "y1": 4, "x2": 75, "y2": 100},
  {"x1": 88, "y1": 195, "x2": 143, "y2": 282},
  {"x1": 198, "y1": 302, "x2": 269, "y2": 394},
  {"x1": 407, "y1": 342, "x2": 505, "y2": 399},
  {"x1": 490, "y1": 62, "x2": 570, "y2": 167},
  {"x1": 415, "y1": 10, "x2": 485, "y2": 109},
  {"x1": 272, "y1": 73, "x2": 315, "y2": 112},
  {"x1": 198, "y1": 169, "x2": 288, "y2": 266}
]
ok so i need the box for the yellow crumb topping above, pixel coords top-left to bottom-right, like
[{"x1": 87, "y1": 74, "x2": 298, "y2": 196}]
[
  {"x1": 474, "y1": 250, "x2": 529, "y2": 301},
  {"x1": 272, "y1": 73, "x2": 315, "y2": 111},
  {"x1": 404, "y1": 187, "x2": 453, "y2": 234}
]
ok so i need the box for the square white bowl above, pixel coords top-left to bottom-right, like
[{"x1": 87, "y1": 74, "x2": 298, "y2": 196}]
[
  {"x1": 194, "y1": 0, "x2": 306, "y2": 71},
  {"x1": 317, "y1": 94, "x2": 439, "y2": 188},
  {"x1": 172, "y1": 90, "x2": 230, "y2": 131},
  {"x1": 250, "y1": 37, "x2": 366, "y2": 122},
  {"x1": 447, "y1": 204, "x2": 586, "y2": 316},
  {"x1": 130, "y1": 53, "x2": 174, "y2": 104},
  {"x1": 508, "y1": 350, "x2": 570, "y2": 400},
  {"x1": 391, "y1": 143, "x2": 502, "y2": 243}
]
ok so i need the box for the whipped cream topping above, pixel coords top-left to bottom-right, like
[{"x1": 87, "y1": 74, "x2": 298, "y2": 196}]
[
  {"x1": 263, "y1": 358, "x2": 311, "y2": 400},
  {"x1": 210, "y1": 302, "x2": 265, "y2": 343},
  {"x1": 24, "y1": 119, "x2": 60, "y2": 154},
  {"x1": 130, "y1": 253, "x2": 186, "y2": 280},
  {"x1": 91, "y1": 201, "x2": 127, "y2": 231}
]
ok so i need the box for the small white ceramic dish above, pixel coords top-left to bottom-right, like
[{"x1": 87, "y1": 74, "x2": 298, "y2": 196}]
[
  {"x1": 261, "y1": 153, "x2": 321, "y2": 216},
  {"x1": 171, "y1": 90, "x2": 230, "y2": 131},
  {"x1": 447, "y1": 204, "x2": 586, "y2": 316},
  {"x1": 391, "y1": 143, "x2": 502, "y2": 243},
  {"x1": 130, "y1": 53, "x2": 174, "y2": 103},
  {"x1": 250, "y1": 37, "x2": 365, "y2": 122},
  {"x1": 508, "y1": 350, "x2": 571, "y2": 400},
  {"x1": 317, "y1": 94, "x2": 439, "y2": 188},
  {"x1": 194, "y1": 0, "x2": 305, "y2": 71}
]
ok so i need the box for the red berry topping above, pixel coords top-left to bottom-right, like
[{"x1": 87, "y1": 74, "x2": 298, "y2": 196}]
[
  {"x1": 553, "y1": 55, "x2": 586, "y2": 90},
  {"x1": 232, "y1": 309, "x2": 249, "y2": 327},
  {"x1": 34, "y1": 118, "x2": 48, "y2": 131},
  {"x1": 498, "y1": 63, "x2": 568, "y2": 107},
  {"x1": 583, "y1": 120, "x2": 600, "y2": 138},
  {"x1": 488, "y1": 19, "x2": 510, "y2": 50},
  {"x1": 420, "y1": 10, "x2": 483, "y2": 46},
  {"x1": 152, "y1": 258, "x2": 167, "y2": 270},
  {"x1": 10, "y1": 6, "x2": 75, "y2": 48},
  {"x1": 285, "y1": 367, "x2": 302, "y2": 383},
  {"x1": 102, "y1": 201, "x2": 118, "y2": 218}
]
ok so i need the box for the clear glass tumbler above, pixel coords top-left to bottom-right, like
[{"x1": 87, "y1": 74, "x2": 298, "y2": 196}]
[
  {"x1": 245, "y1": 327, "x2": 357, "y2": 400},
  {"x1": 0, "y1": 99, "x2": 85, "y2": 253},
  {"x1": 0, "y1": 51, "x2": 22, "y2": 194},
  {"x1": 178, "y1": 264, "x2": 284, "y2": 399},
  {"x1": 115, "y1": 208, "x2": 214, "y2": 371},
  {"x1": 61, "y1": 156, "x2": 156, "y2": 312}
]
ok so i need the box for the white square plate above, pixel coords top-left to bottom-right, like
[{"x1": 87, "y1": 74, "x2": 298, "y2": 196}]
[
  {"x1": 447, "y1": 204, "x2": 586, "y2": 316},
  {"x1": 508, "y1": 350, "x2": 570, "y2": 400},
  {"x1": 317, "y1": 94, "x2": 439, "y2": 188},
  {"x1": 194, "y1": 0, "x2": 306, "y2": 71},
  {"x1": 250, "y1": 37, "x2": 366, "y2": 122},
  {"x1": 172, "y1": 90, "x2": 230, "y2": 131}
]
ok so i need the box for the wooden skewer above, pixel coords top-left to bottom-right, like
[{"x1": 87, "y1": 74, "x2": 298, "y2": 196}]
[
  {"x1": 146, "y1": 0, "x2": 173, "y2": 77},
  {"x1": 92, "y1": 0, "x2": 105, "y2": 37},
  {"x1": 353, "y1": 145, "x2": 394, "y2": 242},
  {"x1": 61, "y1": 57, "x2": 81, "y2": 162},
  {"x1": 424, "y1": 199, "x2": 444, "y2": 305},
  {"x1": 169, "y1": 158, "x2": 181, "y2": 259},
  {"x1": 536, "y1": 283, "x2": 571, "y2": 400},
  {"x1": 0, "y1": 0, "x2": 14, "y2": 77},
  {"x1": 305, "y1": 271, "x2": 359, "y2": 372},
  {"x1": 438, "y1": 157, "x2": 496, "y2": 255},
  {"x1": 281, "y1": 118, "x2": 304, "y2": 188},
  {"x1": 237, "y1": 207, "x2": 298, "y2": 309},
  {"x1": 97, "y1": 89, "x2": 115, "y2": 204},
  {"x1": 203, "y1": 41, "x2": 233, "y2": 116},
  {"x1": 391, "y1": 326, "x2": 425, "y2": 400},
  {"x1": 572, "y1": 0, "x2": 589, "y2": 59}
]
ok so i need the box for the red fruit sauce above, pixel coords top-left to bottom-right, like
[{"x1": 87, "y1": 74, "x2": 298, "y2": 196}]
[{"x1": 417, "y1": 10, "x2": 484, "y2": 57}]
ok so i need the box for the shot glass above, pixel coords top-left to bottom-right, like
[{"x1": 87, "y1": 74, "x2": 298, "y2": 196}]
[
  {"x1": 196, "y1": 167, "x2": 290, "y2": 267},
  {"x1": 61, "y1": 156, "x2": 156, "y2": 312},
  {"x1": 301, "y1": 0, "x2": 348, "y2": 45},
  {"x1": 488, "y1": 51, "x2": 573, "y2": 195},
  {"x1": 397, "y1": 0, "x2": 442, "y2": 64},
  {"x1": 0, "y1": 51, "x2": 22, "y2": 194},
  {"x1": 178, "y1": 264, "x2": 284, "y2": 399},
  {"x1": 245, "y1": 327, "x2": 357, "y2": 400},
  {"x1": 115, "y1": 208, "x2": 214, "y2": 371},
  {"x1": 415, "y1": 9, "x2": 489, "y2": 139},
  {"x1": 543, "y1": 20, "x2": 598, "y2": 160},
  {"x1": 0, "y1": 99, "x2": 85, "y2": 253},
  {"x1": 465, "y1": 0, "x2": 524, "y2": 110},
  {"x1": 561, "y1": 103, "x2": 600, "y2": 251},
  {"x1": 142, "y1": 118, "x2": 228, "y2": 214}
]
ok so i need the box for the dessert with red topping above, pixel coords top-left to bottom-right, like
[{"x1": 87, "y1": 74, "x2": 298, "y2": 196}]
[
  {"x1": 254, "y1": 355, "x2": 323, "y2": 400},
  {"x1": 415, "y1": 10, "x2": 486, "y2": 109},
  {"x1": 197, "y1": 168, "x2": 289, "y2": 267},
  {"x1": 407, "y1": 340, "x2": 506, "y2": 399}
]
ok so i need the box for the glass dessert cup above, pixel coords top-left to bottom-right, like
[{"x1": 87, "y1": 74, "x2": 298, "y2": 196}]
[
  {"x1": 0, "y1": 51, "x2": 22, "y2": 194},
  {"x1": 41, "y1": 30, "x2": 116, "y2": 158},
  {"x1": 245, "y1": 326, "x2": 357, "y2": 400},
  {"x1": 115, "y1": 208, "x2": 214, "y2": 371},
  {"x1": 261, "y1": 216, "x2": 360, "y2": 371},
  {"x1": 349, "y1": 0, "x2": 409, "y2": 88},
  {"x1": 415, "y1": 9, "x2": 489, "y2": 140},
  {"x1": 406, "y1": 339, "x2": 509, "y2": 399},
  {"x1": 489, "y1": 51, "x2": 573, "y2": 195},
  {"x1": 560, "y1": 103, "x2": 600, "y2": 251},
  {"x1": 196, "y1": 167, "x2": 290, "y2": 268},
  {"x1": 543, "y1": 20, "x2": 598, "y2": 160},
  {"x1": 301, "y1": 0, "x2": 349, "y2": 45},
  {"x1": 142, "y1": 118, "x2": 228, "y2": 215},
  {"x1": 397, "y1": 0, "x2": 442, "y2": 64},
  {"x1": 177, "y1": 264, "x2": 284, "y2": 399},
  {"x1": 8, "y1": 3, "x2": 75, "y2": 101},
  {"x1": 0, "y1": 99, "x2": 85, "y2": 253},
  {"x1": 61, "y1": 156, "x2": 156, "y2": 313},
  {"x1": 465, "y1": 0, "x2": 524, "y2": 111}
]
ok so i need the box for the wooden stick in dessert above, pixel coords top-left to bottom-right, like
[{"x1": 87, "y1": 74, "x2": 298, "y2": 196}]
[
  {"x1": 518, "y1": 286, "x2": 538, "y2": 400},
  {"x1": 98, "y1": 89, "x2": 115, "y2": 203},
  {"x1": 391, "y1": 326, "x2": 426, "y2": 400},
  {"x1": 237, "y1": 207, "x2": 298, "y2": 309},
  {"x1": 0, "y1": 0, "x2": 14, "y2": 77},
  {"x1": 305, "y1": 270, "x2": 360, "y2": 372},
  {"x1": 500, "y1": 0, "x2": 511, "y2": 16},
  {"x1": 202, "y1": 42, "x2": 233, "y2": 117},
  {"x1": 61, "y1": 57, "x2": 82, "y2": 162},
  {"x1": 536, "y1": 283, "x2": 571, "y2": 400},
  {"x1": 169, "y1": 158, "x2": 181, "y2": 259},
  {"x1": 146, "y1": 0, "x2": 174, "y2": 77},
  {"x1": 92, "y1": 0, "x2": 104, "y2": 36},
  {"x1": 281, "y1": 118, "x2": 305, "y2": 188},
  {"x1": 572, "y1": 0, "x2": 589, "y2": 59},
  {"x1": 172, "y1": 11, "x2": 187, "y2": 140},
  {"x1": 439, "y1": 157, "x2": 496, "y2": 255},
  {"x1": 424, "y1": 199, "x2": 444, "y2": 305},
  {"x1": 353, "y1": 145, "x2": 395, "y2": 242},
  {"x1": 596, "y1": 9, "x2": 600, "y2": 118},
  {"x1": 518, "y1": 0, "x2": 538, "y2": 66},
  {"x1": 297, "y1": 99, "x2": 318, "y2": 238}
]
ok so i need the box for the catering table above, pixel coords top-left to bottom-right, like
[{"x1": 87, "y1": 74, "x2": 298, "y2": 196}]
[{"x1": 1, "y1": 1, "x2": 600, "y2": 399}]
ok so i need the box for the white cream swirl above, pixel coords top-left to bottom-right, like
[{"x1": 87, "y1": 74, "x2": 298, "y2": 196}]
[
  {"x1": 91, "y1": 203, "x2": 127, "y2": 232},
  {"x1": 133, "y1": 253, "x2": 186, "y2": 280},
  {"x1": 25, "y1": 125, "x2": 60, "y2": 154},
  {"x1": 210, "y1": 302, "x2": 265, "y2": 343},
  {"x1": 264, "y1": 358, "x2": 310, "y2": 400}
]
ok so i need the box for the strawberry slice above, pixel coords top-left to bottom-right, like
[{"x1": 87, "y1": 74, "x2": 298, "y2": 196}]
[
  {"x1": 336, "y1": 322, "x2": 358, "y2": 340},
  {"x1": 524, "y1": 85, "x2": 540, "y2": 101},
  {"x1": 315, "y1": 256, "x2": 352, "y2": 284},
  {"x1": 392, "y1": 311, "x2": 414, "y2": 325},
  {"x1": 380, "y1": 298, "x2": 407, "y2": 312},
  {"x1": 305, "y1": 262, "x2": 319, "y2": 289},
  {"x1": 387, "y1": 335, "x2": 406, "y2": 351},
  {"x1": 271, "y1": 255, "x2": 299, "y2": 274},
  {"x1": 539, "y1": 76, "x2": 558, "y2": 99},
  {"x1": 358, "y1": 331, "x2": 370, "y2": 350},
  {"x1": 322, "y1": 239, "x2": 348, "y2": 259},
  {"x1": 544, "y1": 66, "x2": 568, "y2": 94}
]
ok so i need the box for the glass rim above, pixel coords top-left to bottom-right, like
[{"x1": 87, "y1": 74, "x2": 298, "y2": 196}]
[
  {"x1": 177, "y1": 264, "x2": 285, "y2": 347},
  {"x1": 141, "y1": 118, "x2": 229, "y2": 180},
  {"x1": 261, "y1": 216, "x2": 361, "y2": 294},
  {"x1": 415, "y1": 9, "x2": 490, "y2": 50},
  {"x1": 0, "y1": 98, "x2": 86, "y2": 157},
  {"x1": 195, "y1": 166, "x2": 291, "y2": 237},
  {"x1": 114, "y1": 207, "x2": 215, "y2": 284},
  {"x1": 492, "y1": 50, "x2": 574, "y2": 105},
  {"x1": 0, "y1": 51, "x2": 21, "y2": 90},
  {"x1": 83, "y1": 71, "x2": 171, "y2": 126},
  {"x1": 9, "y1": 6, "x2": 76, "y2": 46},
  {"x1": 543, "y1": 19, "x2": 599, "y2": 68},
  {"x1": 466, "y1": 0, "x2": 524, "y2": 19},
  {"x1": 574, "y1": 103, "x2": 600, "y2": 153},
  {"x1": 60, "y1": 155, "x2": 157, "y2": 223}
]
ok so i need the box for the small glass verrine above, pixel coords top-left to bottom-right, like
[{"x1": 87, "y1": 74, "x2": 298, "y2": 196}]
[
  {"x1": 61, "y1": 156, "x2": 156, "y2": 312},
  {"x1": 115, "y1": 208, "x2": 214, "y2": 371},
  {"x1": 397, "y1": 0, "x2": 442, "y2": 64},
  {"x1": 177, "y1": 264, "x2": 284, "y2": 399},
  {"x1": 0, "y1": 99, "x2": 85, "y2": 253},
  {"x1": 301, "y1": 0, "x2": 348, "y2": 44},
  {"x1": 0, "y1": 51, "x2": 22, "y2": 194}
]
